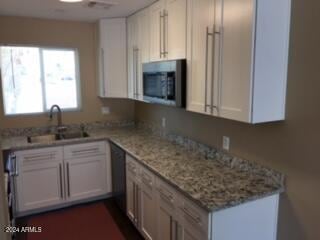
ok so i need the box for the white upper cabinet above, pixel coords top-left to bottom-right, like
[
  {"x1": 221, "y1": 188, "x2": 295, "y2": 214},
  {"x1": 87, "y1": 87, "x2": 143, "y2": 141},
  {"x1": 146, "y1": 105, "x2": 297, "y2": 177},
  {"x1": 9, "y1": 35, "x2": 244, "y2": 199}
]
[
  {"x1": 149, "y1": 0, "x2": 166, "y2": 62},
  {"x1": 166, "y1": 0, "x2": 187, "y2": 60},
  {"x1": 137, "y1": 9, "x2": 151, "y2": 65},
  {"x1": 98, "y1": 18, "x2": 127, "y2": 98},
  {"x1": 127, "y1": 14, "x2": 139, "y2": 100},
  {"x1": 150, "y1": 0, "x2": 187, "y2": 62},
  {"x1": 186, "y1": 0, "x2": 215, "y2": 115},
  {"x1": 127, "y1": 8, "x2": 150, "y2": 100},
  {"x1": 187, "y1": 0, "x2": 291, "y2": 123}
]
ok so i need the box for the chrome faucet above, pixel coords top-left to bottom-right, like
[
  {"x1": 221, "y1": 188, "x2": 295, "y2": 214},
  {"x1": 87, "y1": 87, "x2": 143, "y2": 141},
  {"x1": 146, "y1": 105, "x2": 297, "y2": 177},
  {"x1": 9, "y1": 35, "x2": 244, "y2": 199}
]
[{"x1": 49, "y1": 105, "x2": 67, "y2": 133}]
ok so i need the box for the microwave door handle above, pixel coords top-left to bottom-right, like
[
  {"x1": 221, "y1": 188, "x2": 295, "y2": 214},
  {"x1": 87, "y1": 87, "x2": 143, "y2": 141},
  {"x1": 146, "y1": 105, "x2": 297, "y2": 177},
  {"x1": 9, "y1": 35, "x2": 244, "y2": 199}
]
[
  {"x1": 164, "y1": 73, "x2": 168, "y2": 100},
  {"x1": 166, "y1": 76, "x2": 168, "y2": 100}
]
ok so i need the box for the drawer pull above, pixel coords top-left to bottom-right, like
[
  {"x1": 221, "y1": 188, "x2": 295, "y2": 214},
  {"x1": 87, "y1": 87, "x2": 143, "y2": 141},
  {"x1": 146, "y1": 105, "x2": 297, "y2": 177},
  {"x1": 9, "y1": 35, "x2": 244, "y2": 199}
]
[
  {"x1": 181, "y1": 207, "x2": 201, "y2": 224},
  {"x1": 142, "y1": 177, "x2": 152, "y2": 187},
  {"x1": 159, "y1": 188, "x2": 174, "y2": 203},
  {"x1": 24, "y1": 153, "x2": 54, "y2": 162},
  {"x1": 128, "y1": 163, "x2": 137, "y2": 173},
  {"x1": 141, "y1": 173, "x2": 152, "y2": 186},
  {"x1": 72, "y1": 148, "x2": 99, "y2": 155}
]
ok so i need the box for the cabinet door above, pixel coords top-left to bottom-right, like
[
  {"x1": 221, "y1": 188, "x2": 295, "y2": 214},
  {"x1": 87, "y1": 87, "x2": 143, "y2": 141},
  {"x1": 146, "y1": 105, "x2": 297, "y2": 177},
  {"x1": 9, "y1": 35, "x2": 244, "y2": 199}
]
[
  {"x1": 127, "y1": 14, "x2": 138, "y2": 99},
  {"x1": 179, "y1": 197, "x2": 210, "y2": 240},
  {"x1": 182, "y1": 229, "x2": 204, "y2": 240},
  {"x1": 166, "y1": 0, "x2": 187, "y2": 60},
  {"x1": 139, "y1": 169, "x2": 156, "y2": 240},
  {"x1": 149, "y1": 0, "x2": 166, "y2": 62},
  {"x1": 186, "y1": 0, "x2": 215, "y2": 114},
  {"x1": 99, "y1": 18, "x2": 127, "y2": 98},
  {"x1": 136, "y1": 8, "x2": 150, "y2": 100},
  {"x1": 157, "y1": 190, "x2": 178, "y2": 240},
  {"x1": 138, "y1": 9, "x2": 150, "y2": 64},
  {"x1": 216, "y1": 0, "x2": 254, "y2": 122},
  {"x1": 15, "y1": 148, "x2": 64, "y2": 212},
  {"x1": 65, "y1": 154, "x2": 107, "y2": 202},
  {"x1": 126, "y1": 171, "x2": 139, "y2": 225}
]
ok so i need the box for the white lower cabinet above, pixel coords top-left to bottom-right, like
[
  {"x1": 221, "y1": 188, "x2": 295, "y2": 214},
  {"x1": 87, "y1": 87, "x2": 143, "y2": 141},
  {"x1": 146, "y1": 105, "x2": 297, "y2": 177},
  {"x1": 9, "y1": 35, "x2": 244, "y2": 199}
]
[
  {"x1": 126, "y1": 160, "x2": 139, "y2": 226},
  {"x1": 14, "y1": 141, "x2": 111, "y2": 214},
  {"x1": 15, "y1": 147, "x2": 64, "y2": 212},
  {"x1": 126, "y1": 155, "x2": 280, "y2": 240},
  {"x1": 64, "y1": 142, "x2": 108, "y2": 202},
  {"x1": 126, "y1": 154, "x2": 157, "y2": 240},
  {"x1": 139, "y1": 167, "x2": 157, "y2": 240},
  {"x1": 178, "y1": 196, "x2": 210, "y2": 240},
  {"x1": 156, "y1": 177, "x2": 180, "y2": 240}
]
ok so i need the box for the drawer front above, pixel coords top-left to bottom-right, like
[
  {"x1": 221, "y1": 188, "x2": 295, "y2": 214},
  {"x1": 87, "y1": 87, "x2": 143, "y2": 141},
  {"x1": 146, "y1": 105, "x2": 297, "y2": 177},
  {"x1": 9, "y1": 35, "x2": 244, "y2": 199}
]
[
  {"x1": 64, "y1": 141, "x2": 106, "y2": 159},
  {"x1": 126, "y1": 154, "x2": 140, "y2": 176},
  {"x1": 16, "y1": 147, "x2": 63, "y2": 166},
  {"x1": 156, "y1": 177, "x2": 176, "y2": 208},
  {"x1": 140, "y1": 166, "x2": 154, "y2": 189},
  {"x1": 179, "y1": 196, "x2": 209, "y2": 236}
]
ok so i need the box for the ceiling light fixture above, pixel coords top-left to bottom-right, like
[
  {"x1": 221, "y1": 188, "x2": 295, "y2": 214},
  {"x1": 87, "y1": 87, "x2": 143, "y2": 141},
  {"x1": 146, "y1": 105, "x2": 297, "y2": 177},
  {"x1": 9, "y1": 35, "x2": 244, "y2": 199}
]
[{"x1": 59, "y1": 0, "x2": 83, "y2": 3}]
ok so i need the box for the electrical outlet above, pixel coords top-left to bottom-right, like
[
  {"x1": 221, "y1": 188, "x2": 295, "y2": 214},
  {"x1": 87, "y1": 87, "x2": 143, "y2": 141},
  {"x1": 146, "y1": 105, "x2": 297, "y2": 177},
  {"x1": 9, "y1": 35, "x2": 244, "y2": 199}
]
[
  {"x1": 223, "y1": 136, "x2": 230, "y2": 151},
  {"x1": 101, "y1": 106, "x2": 110, "y2": 115},
  {"x1": 162, "y1": 117, "x2": 166, "y2": 128}
]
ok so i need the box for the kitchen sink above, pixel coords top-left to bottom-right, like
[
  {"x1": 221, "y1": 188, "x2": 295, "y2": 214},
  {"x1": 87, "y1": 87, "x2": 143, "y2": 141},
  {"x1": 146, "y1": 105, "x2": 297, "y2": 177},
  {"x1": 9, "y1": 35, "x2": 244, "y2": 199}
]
[
  {"x1": 27, "y1": 131, "x2": 90, "y2": 143},
  {"x1": 27, "y1": 134, "x2": 58, "y2": 143},
  {"x1": 59, "y1": 131, "x2": 90, "y2": 140}
]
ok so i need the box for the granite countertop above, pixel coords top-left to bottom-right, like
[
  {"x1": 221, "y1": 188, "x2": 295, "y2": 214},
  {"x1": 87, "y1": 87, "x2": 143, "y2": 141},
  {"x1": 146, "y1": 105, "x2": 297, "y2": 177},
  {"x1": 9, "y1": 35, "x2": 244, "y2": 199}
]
[{"x1": 0, "y1": 126, "x2": 284, "y2": 212}]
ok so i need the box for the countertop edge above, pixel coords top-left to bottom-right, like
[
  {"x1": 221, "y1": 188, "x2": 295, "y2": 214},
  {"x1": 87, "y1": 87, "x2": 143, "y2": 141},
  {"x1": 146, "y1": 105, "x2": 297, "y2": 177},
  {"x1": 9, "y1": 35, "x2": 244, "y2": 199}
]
[
  {"x1": 1, "y1": 130, "x2": 285, "y2": 213},
  {"x1": 109, "y1": 139, "x2": 284, "y2": 213}
]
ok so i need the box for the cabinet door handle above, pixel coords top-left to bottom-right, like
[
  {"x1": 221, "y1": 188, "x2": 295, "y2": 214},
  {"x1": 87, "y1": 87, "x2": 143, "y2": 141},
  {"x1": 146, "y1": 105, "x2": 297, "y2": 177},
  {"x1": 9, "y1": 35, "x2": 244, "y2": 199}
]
[
  {"x1": 181, "y1": 207, "x2": 201, "y2": 224},
  {"x1": 170, "y1": 218, "x2": 178, "y2": 240},
  {"x1": 101, "y1": 48, "x2": 106, "y2": 96},
  {"x1": 135, "y1": 48, "x2": 139, "y2": 97},
  {"x1": 66, "y1": 162, "x2": 70, "y2": 198},
  {"x1": 204, "y1": 27, "x2": 213, "y2": 112},
  {"x1": 213, "y1": 25, "x2": 223, "y2": 114},
  {"x1": 163, "y1": 10, "x2": 168, "y2": 57},
  {"x1": 133, "y1": 47, "x2": 137, "y2": 97},
  {"x1": 210, "y1": 25, "x2": 220, "y2": 114},
  {"x1": 59, "y1": 163, "x2": 63, "y2": 199},
  {"x1": 132, "y1": 182, "x2": 136, "y2": 221},
  {"x1": 160, "y1": 11, "x2": 164, "y2": 58},
  {"x1": 134, "y1": 184, "x2": 139, "y2": 224}
]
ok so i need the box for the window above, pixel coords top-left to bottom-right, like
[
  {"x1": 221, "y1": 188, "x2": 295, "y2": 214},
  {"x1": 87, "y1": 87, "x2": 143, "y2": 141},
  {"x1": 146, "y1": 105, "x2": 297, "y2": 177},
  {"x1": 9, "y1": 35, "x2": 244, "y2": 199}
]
[{"x1": 0, "y1": 46, "x2": 81, "y2": 115}]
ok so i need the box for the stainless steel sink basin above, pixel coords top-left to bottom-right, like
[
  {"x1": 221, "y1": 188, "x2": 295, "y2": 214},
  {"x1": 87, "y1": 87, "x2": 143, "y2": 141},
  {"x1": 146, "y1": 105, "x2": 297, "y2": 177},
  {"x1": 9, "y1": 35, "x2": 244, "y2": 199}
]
[
  {"x1": 27, "y1": 134, "x2": 58, "y2": 143},
  {"x1": 27, "y1": 131, "x2": 90, "y2": 143},
  {"x1": 59, "y1": 131, "x2": 90, "y2": 140}
]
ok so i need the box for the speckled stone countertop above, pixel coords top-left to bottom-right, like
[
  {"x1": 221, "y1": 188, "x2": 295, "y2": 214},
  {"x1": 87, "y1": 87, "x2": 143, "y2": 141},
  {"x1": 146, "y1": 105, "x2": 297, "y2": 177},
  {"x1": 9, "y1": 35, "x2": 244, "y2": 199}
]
[{"x1": 0, "y1": 126, "x2": 284, "y2": 212}]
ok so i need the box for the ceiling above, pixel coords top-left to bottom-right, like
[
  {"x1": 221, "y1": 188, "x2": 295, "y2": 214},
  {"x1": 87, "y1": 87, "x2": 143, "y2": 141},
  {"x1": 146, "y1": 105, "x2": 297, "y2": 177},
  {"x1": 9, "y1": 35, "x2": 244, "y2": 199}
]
[{"x1": 0, "y1": 0, "x2": 156, "y2": 22}]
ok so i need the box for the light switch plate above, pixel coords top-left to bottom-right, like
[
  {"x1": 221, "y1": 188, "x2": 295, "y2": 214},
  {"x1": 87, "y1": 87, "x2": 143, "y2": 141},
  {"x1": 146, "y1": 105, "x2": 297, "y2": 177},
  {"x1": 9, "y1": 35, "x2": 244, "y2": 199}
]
[
  {"x1": 223, "y1": 136, "x2": 230, "y2": 151},
  {"x1": 162, "y1": 117, "x2": 166, "y2": 128},
  {"x1": 101, "y1": 106, "x2": 110, "y2": 115}
]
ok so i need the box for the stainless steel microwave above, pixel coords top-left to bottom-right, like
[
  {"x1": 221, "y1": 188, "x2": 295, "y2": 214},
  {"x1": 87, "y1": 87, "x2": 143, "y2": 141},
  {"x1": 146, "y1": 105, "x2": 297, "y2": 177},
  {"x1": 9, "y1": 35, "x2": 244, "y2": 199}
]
[{"x1": 143, "y1": 59, "x2": 186, "y2": 108}]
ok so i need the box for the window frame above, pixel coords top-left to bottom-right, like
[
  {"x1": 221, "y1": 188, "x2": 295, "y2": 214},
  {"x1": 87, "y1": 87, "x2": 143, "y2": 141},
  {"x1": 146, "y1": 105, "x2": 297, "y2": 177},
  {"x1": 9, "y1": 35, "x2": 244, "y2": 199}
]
[{"x1": 0, "y1": 44, "x2": 82, "y2": 116}]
